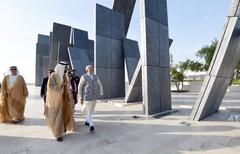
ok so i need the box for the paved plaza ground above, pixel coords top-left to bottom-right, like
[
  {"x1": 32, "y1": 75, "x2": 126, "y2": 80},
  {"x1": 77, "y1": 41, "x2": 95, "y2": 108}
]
[{"x1": 0, "y1": 85, "x2": 240, "y2": 154}]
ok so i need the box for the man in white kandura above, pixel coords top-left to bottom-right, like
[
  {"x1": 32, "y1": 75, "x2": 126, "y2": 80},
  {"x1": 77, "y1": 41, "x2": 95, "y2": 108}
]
[{"x1": 78, "y1": 65, "x2": 103, "y2": 132}]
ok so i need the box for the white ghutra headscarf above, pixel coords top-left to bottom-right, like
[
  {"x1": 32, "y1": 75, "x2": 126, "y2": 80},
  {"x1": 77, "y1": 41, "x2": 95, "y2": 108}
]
[
  {"x1": 5, "y1": 66, "x2": 20, "y2": 76},
  {"x1": 6, "y1": 66, "x2": 20, "y2": 88},
  {"x1": 54, "y1": 61, "x2": 68, "y2": 84}
]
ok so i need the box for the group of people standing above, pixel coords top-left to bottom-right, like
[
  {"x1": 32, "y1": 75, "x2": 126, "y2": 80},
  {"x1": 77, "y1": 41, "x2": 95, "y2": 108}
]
[{"x1": 0, "y1": 62, "x2": 103, "y2": 142}]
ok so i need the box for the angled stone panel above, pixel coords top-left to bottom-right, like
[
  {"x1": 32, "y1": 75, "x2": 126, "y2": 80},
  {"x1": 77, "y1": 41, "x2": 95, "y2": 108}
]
[
  {"x1": 111, "y1": 39, "x2": 124, "y2": 69},
  {"x1": 191, "y1": 76, "x2": 232, "y2": 120},
  {"x1": 68, "y1": 47, "x2": 91, "y2": 77},
  {"x1": 125, "y1": 86, "x2": 142, "y2": 102},
  {"x1": 191, "y1": 1, "x2": 240, "y2": 121},
  {"x1": 96, "y1": 4, "x2": 112, "y2": 38},
  {"x1": 50, "y1": 23, "x2": 71, "y2": 68},
  {"x1": 123, "y1": 39, "x2": 140, "y2": 84},
  {"x1": 111, "y1": 10, "x2": 125, "y2": 40},
  {"x1": 113, "y1": 0, "x2": 136, "y2": 35},
  {"x1": 125, "y1": 60, "x2": 142, "y2": 103},
  {"x1": 228, "y1": 0, "x2": 240, "y2": 17},
  {"x1": 209, "y1": 18, "x2": 240, "y2": 78},
  {"x1": 71, "y1": 28, "x2": 89, "y2": 48}
]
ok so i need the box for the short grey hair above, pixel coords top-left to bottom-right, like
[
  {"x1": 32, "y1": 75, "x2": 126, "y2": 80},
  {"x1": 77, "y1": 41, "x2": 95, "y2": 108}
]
[{"x1": 85, "y1": 65, "x2": 93, "y2": 71}]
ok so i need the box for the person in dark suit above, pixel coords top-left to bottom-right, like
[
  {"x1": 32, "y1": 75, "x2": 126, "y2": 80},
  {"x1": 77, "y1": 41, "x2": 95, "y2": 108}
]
[
  {"x1": 71, "y1": 69, "x2": 80, "y2": 87},
  {"x1": 40, "y1": 70, "x2": 54, "y2": 103}
]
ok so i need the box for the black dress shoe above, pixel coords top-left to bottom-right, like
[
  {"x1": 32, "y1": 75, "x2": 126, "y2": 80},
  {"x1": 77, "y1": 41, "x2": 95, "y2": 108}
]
[
  {"x1": 11, "y1": 120, "x2": 18, "y2": 124},
  {"x1": 85, "y1": 121, "x2": 89, "y2": 126},
  {"x1": 90, "y1": 126, "x2": 95, "y2": 132},
  {"x1": 57, "y1": 137, "x2": 63, "y2": 142}
]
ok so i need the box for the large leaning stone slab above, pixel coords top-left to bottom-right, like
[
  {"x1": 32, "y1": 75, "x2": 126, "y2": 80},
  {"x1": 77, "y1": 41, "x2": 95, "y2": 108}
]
[
  {"x1": 111, "y1": 10, "x2": 125, "y2": 40},
  {"x1": 68, "y1": 47, "x2": 91, "y2": 77},
  {"x1": 191, "y1": 1, "x2": 240, "y2": 121},
  {"x1": 113, "y1": 0, "x2": 136, "y2": 35},
  {"x1": 96, "y1": 4, "x2": 112, "y2": 38},
  {"x1": 125, "y1": 60, "x2": 142, "y2": 103},
  {"x1": 228, "y1": 0, "x2": 240, "y2": 17},
  {"x1": 50, "y1": 22, "x2": 71, "y2": 68},
  {"x1": 123, "y1": 39, "x2": 140, "y2": 83},
  {"x1": 191, "y1": 76, "x2": 231, "y2": 120},
  {"x1": 111, "y1": 39, "x2": 124, "y2": 69},
  {"x1": 208, "y1": 17, "x2": 240, "y2": 78},
  {"x1": 70, "y1": 28, "x2": 89, "y2": 48}
]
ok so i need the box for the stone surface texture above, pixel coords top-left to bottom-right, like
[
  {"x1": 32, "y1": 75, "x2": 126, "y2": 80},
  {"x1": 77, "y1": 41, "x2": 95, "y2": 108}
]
[{"x1": 140, "y1": 0, "x2": 172, "y2": 115}]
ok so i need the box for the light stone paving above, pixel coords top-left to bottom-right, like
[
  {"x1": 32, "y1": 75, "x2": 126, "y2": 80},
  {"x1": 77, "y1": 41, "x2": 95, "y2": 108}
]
[{"x1": 0, "y1": 85, "x2": 240, "y2": 154}]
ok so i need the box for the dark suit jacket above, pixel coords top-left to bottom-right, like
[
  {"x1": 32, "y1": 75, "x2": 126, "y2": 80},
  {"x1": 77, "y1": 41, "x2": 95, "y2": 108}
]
[
  {"x1": 74, "y1": 76, "x2": 80, "y2": 87},
  {"x1": 40, "y1": 77, "x2": 49, "y2": 102}
]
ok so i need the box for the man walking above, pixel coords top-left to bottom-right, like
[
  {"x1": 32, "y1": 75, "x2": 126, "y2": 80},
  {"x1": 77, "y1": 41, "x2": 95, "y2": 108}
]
[
  {"x1": 78, "y1": 65, "x2": 103, "y2": 132},
  {"x1": 71, "y1": 69, "x2": 80, "y2": 86},
  {"x1": 40, "y1": 69, "x2": 54, "y2": 103},
  {"x1": 45, "y1": 62, "x2": 76, "y2": 142},
  {"x1": 40, "y1": 69, "x2": 54, "y2": 115}
]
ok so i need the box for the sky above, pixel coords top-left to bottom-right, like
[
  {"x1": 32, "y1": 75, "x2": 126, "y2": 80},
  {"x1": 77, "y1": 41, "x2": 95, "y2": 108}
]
[{"x1": 0, "y1": 0, "x2": 231, "y2": 83}]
